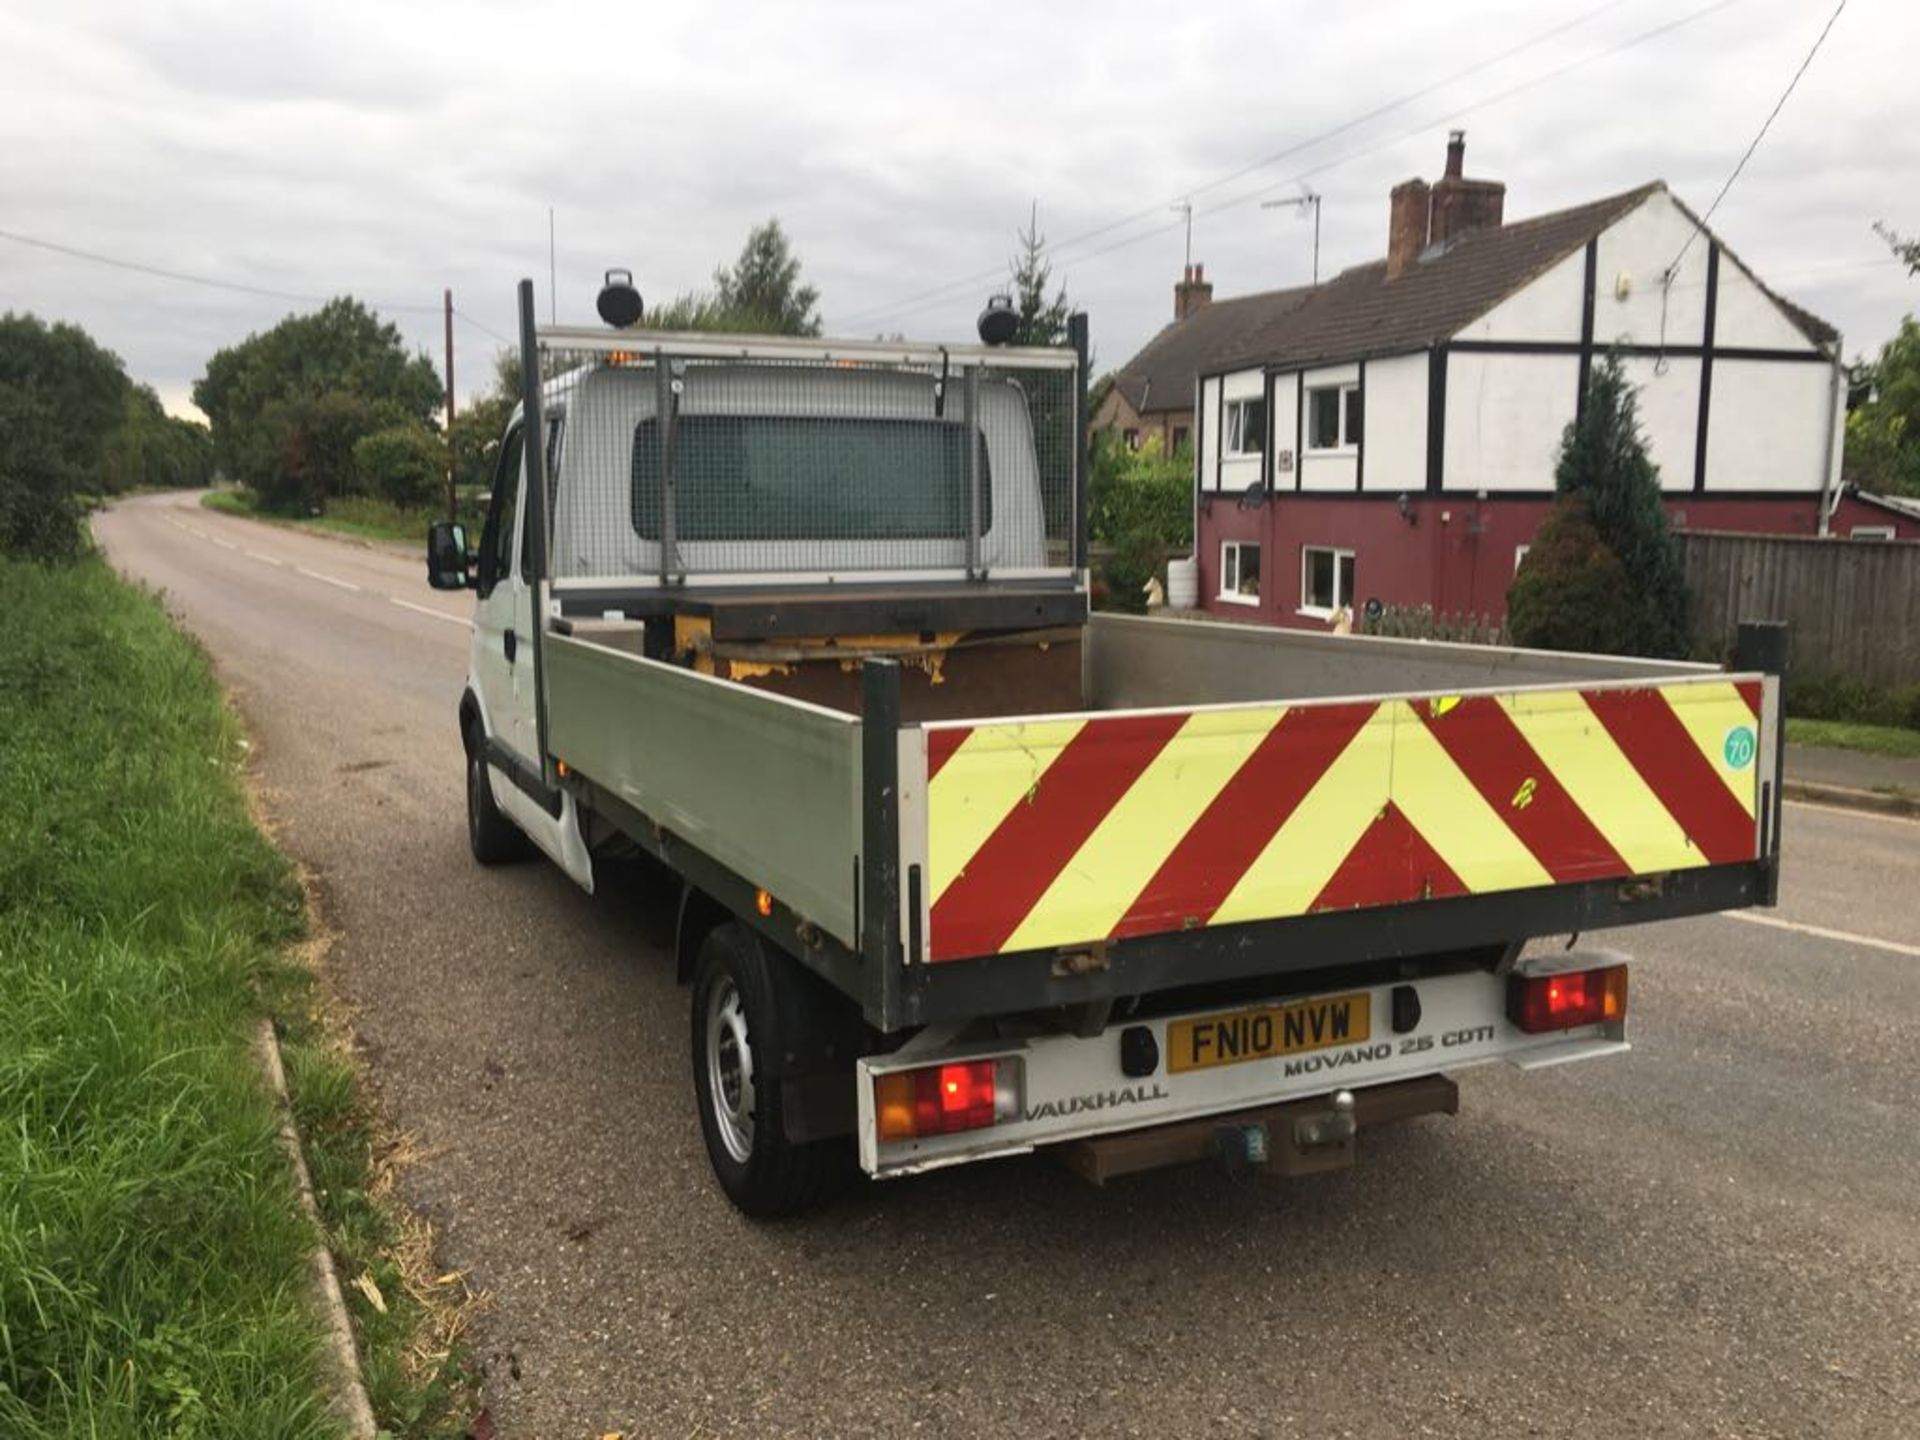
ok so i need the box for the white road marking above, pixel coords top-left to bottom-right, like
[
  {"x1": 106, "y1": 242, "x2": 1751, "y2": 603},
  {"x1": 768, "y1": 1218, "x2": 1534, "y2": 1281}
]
[
  {"x1": 295, "y1": 566, "x2": 361, "y2": 593},
  {"x1": 1723, "y1": 909, "x2": 1920, "y2": 959},
  {"x1": 389, "y1": 596, "x2": 472, "y2": 629},
  {"x1": 245, "y1": 550, "x2": 283, "y2": 566},
  {"x1": 209, "y1": 535, "x2": 239, "y2": 550}
]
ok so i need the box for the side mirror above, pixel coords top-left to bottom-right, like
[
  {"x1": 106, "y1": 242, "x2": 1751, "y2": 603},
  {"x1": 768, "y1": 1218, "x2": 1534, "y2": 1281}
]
[{"x1": 426, "y1": 520, "x2": 470, "y2": 590}]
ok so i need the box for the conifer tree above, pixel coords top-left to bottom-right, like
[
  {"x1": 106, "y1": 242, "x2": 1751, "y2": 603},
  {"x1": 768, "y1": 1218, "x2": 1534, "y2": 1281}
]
[
  {"x1": 1509, "y1": 354, "x2": 1689, "y2": 658},
  {"x1": 1009, "y1": 204, "x2": 1072, "y2": 347}
]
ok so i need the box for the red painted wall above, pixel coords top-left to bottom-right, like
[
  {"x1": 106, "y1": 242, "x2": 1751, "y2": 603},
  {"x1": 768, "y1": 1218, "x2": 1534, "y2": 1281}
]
[
  {"x1": 1193, "y1": 491, "x2": 1886, "y2": 631},
  {"x1": 1827, "y1": 492, "x2": 1920, "y2": 540}
]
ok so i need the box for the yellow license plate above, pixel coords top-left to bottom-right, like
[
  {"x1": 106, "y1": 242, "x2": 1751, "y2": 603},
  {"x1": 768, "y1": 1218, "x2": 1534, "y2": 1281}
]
[{"x1": 1166, "y1": 993, "x2": 1372, "y2": 1075}]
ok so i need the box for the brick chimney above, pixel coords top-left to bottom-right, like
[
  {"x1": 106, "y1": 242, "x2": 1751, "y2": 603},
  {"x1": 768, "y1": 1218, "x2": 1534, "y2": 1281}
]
[
  {"x1": 1386, "y1": 179, "x2": 1430, "y2": 281},
  {"x1": 1385, "y1": 132, "x2": 1506, "y2": 280},
  {"x1": 1428, "y1": 130, "x2": 1505, "y2": 248},
  {"x1": 1174, "y1": 263, "x2": 1214, "y2": 320}
]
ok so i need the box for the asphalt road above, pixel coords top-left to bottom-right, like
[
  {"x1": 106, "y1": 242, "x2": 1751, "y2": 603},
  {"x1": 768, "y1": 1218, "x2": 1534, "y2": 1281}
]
[{"x1": 98, "y1": 490, "x2": 1920, "y2": 1440}]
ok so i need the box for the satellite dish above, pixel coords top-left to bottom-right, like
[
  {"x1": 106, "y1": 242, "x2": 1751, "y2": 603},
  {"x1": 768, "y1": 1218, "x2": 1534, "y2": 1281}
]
[
  {"x1": 977, "y1": 293, "x2": 1018, "y2": 346},
  {"x1": 596, "y1": 269, "x2": 644, "y2": 328}
]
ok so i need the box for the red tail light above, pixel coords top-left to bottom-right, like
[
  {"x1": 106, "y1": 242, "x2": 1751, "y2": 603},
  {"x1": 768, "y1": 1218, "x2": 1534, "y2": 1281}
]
[
  {"x1": 874, "y1": 1059, "x2": 1020, "y2": 1142},
  {"x1": 1508, "y1": 965, "x2": 1628, "y2": 1034}
]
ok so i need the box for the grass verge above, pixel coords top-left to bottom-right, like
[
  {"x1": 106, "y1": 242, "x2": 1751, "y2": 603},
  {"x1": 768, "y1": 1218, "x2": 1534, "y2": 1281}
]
[
  {"x1": 0, "y1": 552, "x2": 474, "y2": 1437},
  {"x1": 202, "y1": 488, "x2": 479, "y2": 547},
  {"x1": 1786, "y1": 718, "x2": 1920, "y2": 760}
]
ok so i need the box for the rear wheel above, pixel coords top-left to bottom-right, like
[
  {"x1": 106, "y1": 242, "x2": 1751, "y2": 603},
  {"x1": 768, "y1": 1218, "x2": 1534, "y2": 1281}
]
[
  {"x1": 690, "y1": 923, "x2": 850, "y2": 1217},
  {"x1": 465, "y1": 737, "x2": 529, "y2": 865}
]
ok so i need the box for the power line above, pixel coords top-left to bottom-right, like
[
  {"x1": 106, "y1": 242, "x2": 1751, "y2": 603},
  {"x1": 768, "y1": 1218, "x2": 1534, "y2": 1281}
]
[
  {"x1": 844, "y1": 0, "x2": 1743, "y2": 330},
  {"x1": 0, "y1": 223, "x2": 447, "y2": 316},
  {"x1": 835, "y1": 0, "x2": 1639, "y2": 329},
  {"x1": 868, "y1": 0, "x2": 1744, "y2": 329},
  {"x1": 1667, "y1": 0, "x2": 1846, "y2": 276},
  {"x1": 1201, "y1": 0, "x2": 1743, "y2": 220},
  {"x1": 452, "y1": 308, "x2": 515, "y2": 347}
]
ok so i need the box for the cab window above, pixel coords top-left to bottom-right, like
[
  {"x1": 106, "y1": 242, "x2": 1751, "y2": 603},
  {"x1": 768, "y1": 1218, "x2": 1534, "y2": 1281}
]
[
  {"x1": 477, "y1": 426, "x2": 524, "y2": 597},
  {"x1": 519, "y1": 418, "x2": 564, "y2": 580}
]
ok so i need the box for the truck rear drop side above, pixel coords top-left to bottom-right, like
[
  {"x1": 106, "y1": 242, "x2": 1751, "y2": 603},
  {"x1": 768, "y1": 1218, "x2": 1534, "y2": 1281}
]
[{"x1": 427, "y1": 278, "x2": 1786, "y2": 1216}]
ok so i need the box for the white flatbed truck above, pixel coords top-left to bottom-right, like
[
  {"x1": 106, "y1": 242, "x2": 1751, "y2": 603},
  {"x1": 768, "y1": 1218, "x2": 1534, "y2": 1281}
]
[{"x1": 426, "y1": 279, "x2": 1787, "y2": 1215}]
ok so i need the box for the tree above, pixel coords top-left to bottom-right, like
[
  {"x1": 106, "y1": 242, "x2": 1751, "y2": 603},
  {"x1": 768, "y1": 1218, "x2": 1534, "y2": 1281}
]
[
  {"x1": 354, "y1": 423, "x2": 444, "y2": 508},
  {"x1": 102, "y1": 385, "x2": 216, "y2": 493},
  {"x1": 1874, "y1": 220, "x2": 1920, "y2": 276},
  {"x1": 194, "y1": 297, "x2": 441, "y2": 512},
  {"x1": 1508, "y1": 354, "x2": 1688, "y2": 658},
  {"x1": 1843, "y1": 316, "x2": 1920, "y2": 497},
  {"x1": 0, "y1": 385, "x2": 82, "y2": 561},
  {"x1": 0, "y1": 313, "x2": 131, "y2": 482},
  {"x1": 711, "y1": 219, "x2": 821, "y2": 336},
  {"x1": 451, "y1": 348, "x2": 521, "y2": 493},
  {"x1": 1506, "y1": 498, "x2": 1640, "y2": 655},
  {"x1": 1008, "y1": 204, "x2": 1072, "y2": 347},
  {"x1": 1088, "y1": 430, "x2": 1192, "y2": 613},
  {"x1": 0, "y1": 313, "x2": 140, "y2": 559}
]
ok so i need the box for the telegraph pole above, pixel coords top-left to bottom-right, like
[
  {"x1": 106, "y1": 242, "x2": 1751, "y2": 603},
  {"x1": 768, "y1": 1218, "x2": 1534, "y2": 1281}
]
[
  {"x1": 1263, "y1": 189, "x2": 1322, "y2": 284},
  {"x1": 443, "y1": 288, "x2": 457, "y2": 524}
]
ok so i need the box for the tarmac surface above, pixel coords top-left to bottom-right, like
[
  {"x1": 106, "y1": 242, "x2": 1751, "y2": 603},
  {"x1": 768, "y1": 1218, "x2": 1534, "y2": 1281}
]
[{"x1": 98, "y1": 489, "x2": 1920, "y2": 1439}]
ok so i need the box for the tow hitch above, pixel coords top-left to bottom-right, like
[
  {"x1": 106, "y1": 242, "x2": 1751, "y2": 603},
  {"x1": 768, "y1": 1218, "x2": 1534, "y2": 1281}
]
[{"x1": 1059, "y1": 1075, "x2": 1458, "y2": 1185}]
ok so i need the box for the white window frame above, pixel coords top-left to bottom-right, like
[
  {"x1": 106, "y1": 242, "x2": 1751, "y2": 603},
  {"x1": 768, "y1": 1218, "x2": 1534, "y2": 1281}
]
[
  {"x1": 1224, "y1": 397, "x2": 1266, "y2": 457},
  {"x1": 1849, "y1": 525, "x2": 1896, "y2": 540},
  {"x1": 1219, "y1": 539, "x2": 1262, "y2": 606},
  {"x1": 1298, "y1": 544, "x2": 1356, "y2": 619},
  {"x1": 1305, "y1": 382, "x2": 1361, "y2": 453}
]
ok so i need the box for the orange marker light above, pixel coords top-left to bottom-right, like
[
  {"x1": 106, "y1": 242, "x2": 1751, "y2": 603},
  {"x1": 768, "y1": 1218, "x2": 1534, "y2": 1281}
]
[
  {"x1": 1507, "y1": 964, "x2": 1628, "y2": 1033},
  {"x1": 554, "y1": 759, "x2": 570, "y2": 778},
  {"x1": 755, "y1": 888, "x2": 774, "y2": 917},
  {"x1": 871, "y1": 1060, "x2": 1013, "y2": 1143}
]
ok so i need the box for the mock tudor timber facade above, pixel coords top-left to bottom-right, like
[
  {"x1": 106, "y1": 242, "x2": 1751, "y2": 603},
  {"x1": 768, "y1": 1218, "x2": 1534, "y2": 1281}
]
[{"x1": 1179, "y1": 134, "x2": 1904, "y2": 629}]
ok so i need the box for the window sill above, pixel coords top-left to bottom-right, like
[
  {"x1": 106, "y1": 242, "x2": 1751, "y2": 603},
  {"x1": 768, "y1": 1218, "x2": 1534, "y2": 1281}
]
[
  {"x1": 1303, "y1": 446, "x2": 1358, "y2": 458},
  {"x1": 1216, "y1": 592, "x2": 1262, "y2": 607},
  {"x1": 1296, "y1": 605, "x2": 1337, "y2": 620},
  {"x1": 1224, "y1": 450, "x2": 1264, "y2": 461}
]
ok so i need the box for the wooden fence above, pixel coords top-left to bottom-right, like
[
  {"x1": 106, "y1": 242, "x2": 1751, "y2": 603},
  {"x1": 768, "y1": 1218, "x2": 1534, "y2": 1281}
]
[{"x1": 1679, "y1": 530, "x2": 1920, "y2": 687}]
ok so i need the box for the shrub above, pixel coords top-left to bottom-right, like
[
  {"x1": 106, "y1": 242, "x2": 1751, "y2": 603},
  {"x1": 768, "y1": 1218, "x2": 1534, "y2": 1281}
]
[
  {"x1": 1089, "y1": 431, "x2": 1192, "y2": 549},
  {"x1": 1096, "y1": 533, "x2": 1162, "y2": 614},
  {"x1": 351, "y1": 423, "x2": 444, "y2": 509},
  {"x1": 1786, "y1": 672, "x2": 1920, "y2": 731},
  {"x1": 1507, "y1": 497, "x2": 1639, "y2": 654},
  {"x1": 0, "y1": 386, "x2": 82, "y2": 562}
]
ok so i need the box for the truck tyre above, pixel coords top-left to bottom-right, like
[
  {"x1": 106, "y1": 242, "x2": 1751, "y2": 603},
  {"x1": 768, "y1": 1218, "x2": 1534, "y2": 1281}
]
[
  {"x1": 466, "y1": 743, "x2": 529, "y2": 865},
  {"x1": 691, "y1": 923, "x2": 850, "y2": 1217}
]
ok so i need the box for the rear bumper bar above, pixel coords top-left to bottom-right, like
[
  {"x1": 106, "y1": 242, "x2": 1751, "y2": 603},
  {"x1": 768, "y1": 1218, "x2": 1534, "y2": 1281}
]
[{"x1": 857, "y1": 961, "x2": 1629, "y2": 1178}]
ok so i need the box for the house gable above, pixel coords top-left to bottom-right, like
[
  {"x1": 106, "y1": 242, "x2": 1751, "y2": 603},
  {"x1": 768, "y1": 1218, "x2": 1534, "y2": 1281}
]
[{"x1": 1456, "y1": 244, "x2": 1586, "y2": 343}]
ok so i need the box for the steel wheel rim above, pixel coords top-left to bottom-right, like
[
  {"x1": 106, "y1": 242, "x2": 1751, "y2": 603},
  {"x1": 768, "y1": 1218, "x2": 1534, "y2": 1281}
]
[{"x1": 705, "y1": 977, "x2": 755, "y2": 1164}]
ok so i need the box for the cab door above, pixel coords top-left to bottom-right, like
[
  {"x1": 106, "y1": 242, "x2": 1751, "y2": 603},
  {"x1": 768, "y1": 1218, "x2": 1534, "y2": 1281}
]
[{"x1": 473, "y1": 424, "x2": 533, "y2": 767}]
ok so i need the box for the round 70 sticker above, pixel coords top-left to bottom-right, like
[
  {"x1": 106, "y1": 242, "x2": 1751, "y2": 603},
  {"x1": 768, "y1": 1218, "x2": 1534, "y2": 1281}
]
[{"x1": 1723, "y1": 724, "x2": 1757, "y2": 770}]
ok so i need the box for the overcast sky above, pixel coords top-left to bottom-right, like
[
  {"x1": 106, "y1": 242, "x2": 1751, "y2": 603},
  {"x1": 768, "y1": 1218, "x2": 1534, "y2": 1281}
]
[{"x1": 2, "y1": 0, "x2": 1913, "y2": 418}]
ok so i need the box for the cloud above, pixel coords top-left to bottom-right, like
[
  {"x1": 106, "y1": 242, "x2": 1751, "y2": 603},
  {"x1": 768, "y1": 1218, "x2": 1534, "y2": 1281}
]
[{"x1": 1, "y1": 0, "x2": 1911, "y2": 416}]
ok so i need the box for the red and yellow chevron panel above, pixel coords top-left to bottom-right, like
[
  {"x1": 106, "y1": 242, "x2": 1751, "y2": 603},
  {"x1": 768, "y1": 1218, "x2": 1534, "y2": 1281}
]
[{"x1": 917, "y1": 678, "x2": 1765, "y2": 963}]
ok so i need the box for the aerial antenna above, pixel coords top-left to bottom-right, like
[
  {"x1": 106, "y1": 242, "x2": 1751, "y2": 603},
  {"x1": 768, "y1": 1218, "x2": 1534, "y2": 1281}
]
[
  {"x1": 1262, "y1": 187, "x2": 1323, "y2": 284},
  {"x1": 1169, "y1": 200, "x2": 1193, "y2": 271},
  {"x1": 548, "y1": 206, "x2": 557, "y2": 323}
]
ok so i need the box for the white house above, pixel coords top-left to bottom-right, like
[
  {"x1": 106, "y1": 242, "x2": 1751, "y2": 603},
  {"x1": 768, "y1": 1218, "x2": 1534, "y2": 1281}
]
[{"x1": 1187, "y1": 132, "x2": 1876, "y2": 628}]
